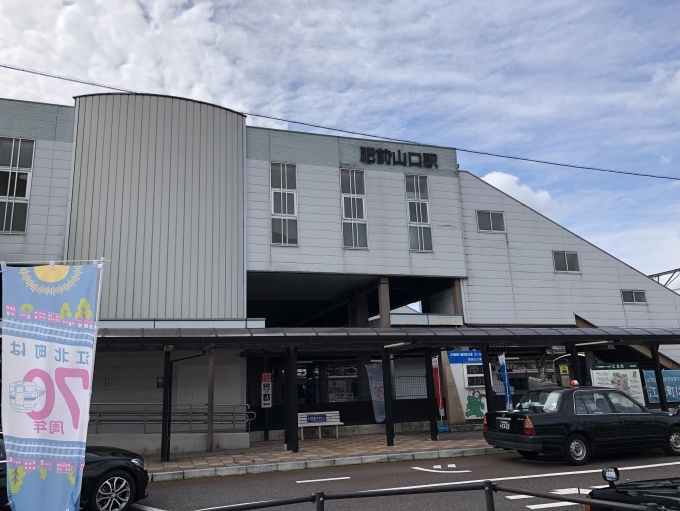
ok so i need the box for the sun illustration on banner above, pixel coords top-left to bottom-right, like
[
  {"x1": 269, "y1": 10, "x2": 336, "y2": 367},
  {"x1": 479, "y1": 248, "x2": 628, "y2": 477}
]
[{"x1": 19, "y1": 265, "x2": 82, "y2": 295}]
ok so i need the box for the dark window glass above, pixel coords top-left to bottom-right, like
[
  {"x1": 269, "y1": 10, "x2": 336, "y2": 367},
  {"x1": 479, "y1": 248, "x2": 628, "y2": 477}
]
[
  {"x1": 420, "y1": 203, "x2": 429, "y2": 224},
  {"x1": 607, "y1": 392, "x2": 645, "y2": 414},
  {"x1": 354, "y1": 198, "x2": 364, "y2": 220},
  {"x1": 355, "y1": 171, "x2": 365, "y2": 195},
  {"x1": 287, "y1": 219, "x2": 298, "y2": 245},
  {"x1": 343, "y1": 197, "x2": 352, "y2": 219},
  {"x1": 477, "y1": 211, "x2": 492, "y2": 231},
  {"x1": 0, "y1": 171, "x2": 9, "y2": 196},
  {"x1": 577, "y1": 392, "x2": 613, "y2": 414},
  {"x1": 340, "y1": 169, "x2": 351, "y2": 194},
  {"x1": 634, "y1": 291, "x2": 646, "y2": 303},
  {"x1": 356, "y1": 222, "x2": 367, "y2": 248},
  {"x1": 272, "y1": 218, "x2": 283, "y2": 244},
  {"x1": 17, "y1": 140, "x2": 33, "y2": 169},
  {"x1": 0, "y1": 138, "x2": 12, "y2": 167},
  {"x1": 422, "y1": 227, "x2": 432, "y2": 251},
  {"x1": 342, "y1": 222, "x2": 353, "y2": 247},
  {"x1": 285, "y1": 164, "x2": 296, "y2": 190},
  {"x1": 566, "y1": 253, "x2": 580, "y2": 272},
  {"x1": 409, "y1": 202, "x2": 418, "y2": 223},
  {"x1": 270, "y1": 163, "x2": 281, "y2": 188},
  {"x1": 0, "y1": 201, "x2": 6, "y2": 230},
  {"x1": 409, "y1": 226, "x2": 419, "y2": 250},
  {"x1": 405, "y1": 175, "x2": 415, "y2": 199},
  {"x1": 622, "y1": 291, "x2": 635, "y2": 303},
  {"x1": 286, "y1": 193, "x2": 295, "y2": 215},
  {"x1": 10, "y1": 203, "x2": 28, "y2": 232},
  {"x1": 575, "y1": 395, "x2": 588, "y2": 414},
  {"x1": 273, "y1": 192, "x2": 282, "y2": 214},
  {"x1": 418, "y1": 176, "x2": 428, "y2": 199},
  {"x1": 14, "y1": 173, "x2": 28, "y2": 198},
  {"x1": 491, "y1": 212, "x2": 505, "y2": 231},
  {"x1": 554, "y1": 252, "x2": 568, "y2": 272}
]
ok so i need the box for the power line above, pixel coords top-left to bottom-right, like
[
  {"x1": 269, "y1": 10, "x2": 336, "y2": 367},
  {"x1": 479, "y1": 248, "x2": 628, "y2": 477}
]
[{"x1": 2, "y1": 63, "x2": 679, "y2": 182}]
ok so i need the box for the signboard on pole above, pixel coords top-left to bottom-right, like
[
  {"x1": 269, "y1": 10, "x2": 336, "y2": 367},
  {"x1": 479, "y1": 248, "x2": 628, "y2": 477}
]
[
  {"x1": 261, "y1": 372, "x2": 272, "y2": 408},
  {"x1": 365, "y1": 363, "x2": 385, "y2": 423},
  {"x1": 446, "y1": 350, "x2": 482, "y2": 364},
  {"x1": 2, "y1": 264, "x2": 101, "y2": 511},
  {"x1": 643, "y1": 370, "x2": 680, "y2": 403},
  {"x1": 589, "y1": 363, "x2": 645, "y2": 403},
  {"x1": 498, "y1": 353, "x2": 513, "y2": 411},
  {"x1": 432, "y1": 357, "x2": 445, "y2": 418}
]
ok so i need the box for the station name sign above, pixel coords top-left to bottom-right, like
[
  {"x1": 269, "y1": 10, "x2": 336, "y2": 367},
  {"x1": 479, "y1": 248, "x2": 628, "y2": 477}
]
[{"x1": 360, "y1": 147, "x2": 438, "y2": 168}]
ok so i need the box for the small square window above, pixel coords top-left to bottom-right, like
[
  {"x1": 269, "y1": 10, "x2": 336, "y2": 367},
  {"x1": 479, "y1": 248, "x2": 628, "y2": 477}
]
[
  {"x1": 622, "y1": 290, "x2": 647, "y2": 304},
  {"x1": 633, "y1": 291, "x2": 646, "y2": 303},
  {"x1": 554, "y1": 251, "x2": 579, "y2": 273},
  {"x1": 477, "y1": 211, "x2": 505, "y2": 232},
  {"x1": 622, "y1": 291, "x2": 635, "y2": 303}
]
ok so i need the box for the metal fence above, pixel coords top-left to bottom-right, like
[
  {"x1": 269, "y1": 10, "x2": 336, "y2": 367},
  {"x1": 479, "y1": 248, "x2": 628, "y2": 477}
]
[
  {"x1": 88, "y1": 403, "x2": 256, "y2": 434},
  {"x1": 199, "y1": 479, "x2": 661, "y2": 511}
]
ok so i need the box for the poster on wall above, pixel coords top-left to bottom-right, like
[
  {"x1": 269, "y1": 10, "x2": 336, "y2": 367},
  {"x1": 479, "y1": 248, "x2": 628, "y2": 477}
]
[
  {"x1": 365, "y1": 363, "x2": 385, "y2": 422},
  {"x1": 446, "y1": 350, "x2": 486, "y2": 420},
  {"x1": 643, "y1": 370, "x2": 680, "y2": 403},
  {"x1": 2, "y1": 264, "x2": 102, "y2": 511},
  {"x1": 328, "y1": 380, "x2": 347, "y2": 402},
  {"x1": 589, "y1": 363, "x2": 645, "y2": 403}
]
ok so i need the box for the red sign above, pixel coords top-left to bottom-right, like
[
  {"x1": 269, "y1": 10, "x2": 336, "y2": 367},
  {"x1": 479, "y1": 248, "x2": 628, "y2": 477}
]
[
  {"x1": 261, "y1": 372, "x2": 272, "y2": 382},
  {"x1": 432, "y1": 357, "x2": 445, "y2": 417}
]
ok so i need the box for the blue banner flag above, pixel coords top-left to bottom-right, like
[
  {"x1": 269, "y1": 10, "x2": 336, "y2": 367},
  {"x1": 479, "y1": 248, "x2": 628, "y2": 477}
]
[
  {"x1": 643, "y1": 370, "x2": 680, "y2": 403},
  {"x1": 365, "y1": 363, "x2": 386, "y2": 423},
  {"x1": 2, "y1": 264, "x2": 99, "y2": 511},
  {"x1": 499, "y1": 353, "x2": 513, "y2": 411}
]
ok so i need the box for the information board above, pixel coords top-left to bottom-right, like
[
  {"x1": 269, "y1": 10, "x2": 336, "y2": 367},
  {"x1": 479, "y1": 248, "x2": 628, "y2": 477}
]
[{"x1": 589, "y1": 363, "x2": 645, "y2": 403}]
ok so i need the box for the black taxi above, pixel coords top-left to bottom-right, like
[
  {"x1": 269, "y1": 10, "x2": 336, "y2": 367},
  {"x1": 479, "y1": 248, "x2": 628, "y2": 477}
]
[{"x1": 483, "y1": 387, "x2": 680, "y2": 465}]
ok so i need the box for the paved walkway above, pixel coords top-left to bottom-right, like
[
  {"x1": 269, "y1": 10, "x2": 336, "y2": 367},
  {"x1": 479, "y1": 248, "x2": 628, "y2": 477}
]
[{"x1": 146, "y1": 430, "x2": 492, "y2": 481}]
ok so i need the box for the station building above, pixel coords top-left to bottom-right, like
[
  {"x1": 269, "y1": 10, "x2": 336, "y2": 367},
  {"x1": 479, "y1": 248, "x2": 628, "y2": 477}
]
[{"x1": 1, "y1": 93, "x2": 680, "y2": 455}]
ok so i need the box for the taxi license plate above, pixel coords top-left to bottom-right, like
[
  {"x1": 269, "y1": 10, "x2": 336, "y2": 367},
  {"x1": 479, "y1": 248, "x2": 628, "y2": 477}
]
[{"x1": 497, "y1": 419, "x2": 511, "y2": 430}]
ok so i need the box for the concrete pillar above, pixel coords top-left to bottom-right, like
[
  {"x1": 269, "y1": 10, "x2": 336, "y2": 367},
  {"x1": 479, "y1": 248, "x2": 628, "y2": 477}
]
[
  {"x1": 318, "y1": 361, "x2": 329, "y2": 404},
  {"x1": 650, "y1": 342, "x2": 669, "y2": 412},
  {"x1": 206, "y1": 347, "x2": 215, "y2": 452},
  {"x1": 378, "y1": 277, "x2": 391, "y2": 328},
  {"x1": 352, "y1": 292, "x2": 369, "y2": 327},
  {"x1": 381, "y1": 347, "x2": 395, "y2": 446},
  {"x1": 584, "y1": 351, "x2": 596, "y2": 386},
  {"x1": 424, "y1": 348, "x2": 439, "y2": 441},
  {"x1": 441, "y1": 349, "x2": 466, "y2": 424},
  {"x1": 356, "y1": 354, "x2": 371, "y2": 400},
  {"x1": 452, "y1": 279, "x2": 463, "y2": 317},
  {"x1": 285, "y1": 346, "x2": 299, "y2": 451}
]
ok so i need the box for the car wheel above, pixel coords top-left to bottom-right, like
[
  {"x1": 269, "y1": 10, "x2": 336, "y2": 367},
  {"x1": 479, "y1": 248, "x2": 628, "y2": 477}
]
[
  {"x1": 667, "y1": 427, "x2": 680, "y2": 456},
  {"x1": 564, "y1": 434, "x2": 590, "y2": 465},
  {"x1": 89, "y1": 470, "x2": 136, "y2": 511},
  {"x1": 517, "y1": 450, "x2": 540, "y2": 459}
]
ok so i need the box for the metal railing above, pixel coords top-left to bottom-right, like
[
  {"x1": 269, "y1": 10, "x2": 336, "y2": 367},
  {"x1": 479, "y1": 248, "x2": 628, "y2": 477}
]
[
  {"x1": 200, "y1": 479, "x2": 664, "y2": 511},
  {"x1": 88, "y1": 403, "x2": 256, "y2": 434}
]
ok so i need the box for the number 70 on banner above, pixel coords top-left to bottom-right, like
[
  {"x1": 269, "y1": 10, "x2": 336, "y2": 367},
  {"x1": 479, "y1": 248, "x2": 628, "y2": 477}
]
[{"x1": 23, "y1": 368, "x2": 90, "y2": 430}]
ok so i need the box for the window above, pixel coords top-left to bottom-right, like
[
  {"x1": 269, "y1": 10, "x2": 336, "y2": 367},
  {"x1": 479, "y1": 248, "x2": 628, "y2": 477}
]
[
  {"x1": 574, "y1": 392, "x2": 613, "y2": 414},
  {"x1": 0, "y1": 137, "x2": 34, "y2": 234},
  {"x1": 553, "y1": 251, "x2": 580, "y2": 273},
  {"x1": 517, "y1": 390, "x2": 562, "y2": 413},
  {"x1": 340, "y1": 169, "x2": 367, "y2": 248},
  {"x1": 622, "y1": 290, "x2": 647, "y2": 304},
  {"x1": 270, "y1": 163, "x2": 298, "y2": 246},
  {"x1": 606, "y1": 392, "x2": 645, "y2": 414},
  {"x1": 477, "y1": 211, "x2": 505, "y2": 232},
  {"x1": 406, "y1": 175, "x2": 432, "y2": 251}
]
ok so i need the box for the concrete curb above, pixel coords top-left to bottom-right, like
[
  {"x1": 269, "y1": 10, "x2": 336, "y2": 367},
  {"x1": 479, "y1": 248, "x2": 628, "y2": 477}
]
[{"x1": 149, "y1": 446, "x2": 507, "y2": 482}]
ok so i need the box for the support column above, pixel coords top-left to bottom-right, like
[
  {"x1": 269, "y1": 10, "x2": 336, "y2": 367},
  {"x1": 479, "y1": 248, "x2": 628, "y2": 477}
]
[
  {"x1": 424, "y1": 348, "x2": 439, "y2": 441},
  {"x1": 378, "y1": 277, "x2": 391, "y2": 328},
  {"x1": 452, "y1": 279, "x2": 463, "y2": 317},
  {"x1": 263, "y1": 355, "x2": 270, "y2": 441},
  {"x1": 650, "y1": 342, "x2": 669, "y2": 412},
  {"x1": 318, "y1": 361, "x2": 329, "y2": 404},
  {"x1": 567, "y1": 343, "x2": 583, "y2": 385},
  {"x1": 480, "y1": 344, "x2": 494, "y2": 413},
  {"x1": 161, "y1": 346, "x2": 173, "y2": 462},
  {"x1": 584, "y1": 351, "x2": 596, "y2": 386},
  {"x1": 442, "y1": 349, "x2": 466, "y2": 424},
  {"x1": 285, "y1": 346, "x2": 299, "y2": 452},
  {"x1": 352, "y1": 292, "x2": 369, "y2": 328},
  {"x1": 284, "y1": 350, "x2": 291, "y2": 449},
  {"x1": 206, "y1": 346, "x2": 215, "y2": 452},
  {"x1": 381, "y1": 347, "x2": 395, "y2": 446}
]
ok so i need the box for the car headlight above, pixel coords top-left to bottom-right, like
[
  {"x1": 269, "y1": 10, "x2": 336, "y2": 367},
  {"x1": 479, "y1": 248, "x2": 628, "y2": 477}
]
[{"x1": 131, "y1": 458, "x2": 144, "y2": 468}]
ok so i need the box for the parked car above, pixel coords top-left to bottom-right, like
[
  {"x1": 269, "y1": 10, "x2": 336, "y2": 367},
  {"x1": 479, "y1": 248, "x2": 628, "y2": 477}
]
[
  {"x1": 0, "y1": 436, "x2": 149, "y2": 511},
  {"x1": 483, "y1": 387, "x2": 680, "y2": 465},
  {"x1": 586, "y1": 467, "x2": 680, "y2": 510}
]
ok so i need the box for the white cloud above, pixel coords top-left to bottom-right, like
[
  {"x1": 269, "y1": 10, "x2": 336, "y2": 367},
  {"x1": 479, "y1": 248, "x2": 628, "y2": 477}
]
[
  {"x1": 481, "y1": 171, "x2": 564, "y2": 219},
  {"x1": 660, "y1": 155, "x2": 671, "y2": 165}
]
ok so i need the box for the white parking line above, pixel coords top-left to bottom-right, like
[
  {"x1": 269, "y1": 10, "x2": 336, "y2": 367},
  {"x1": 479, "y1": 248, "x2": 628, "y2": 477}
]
[
  {"x1": 506, "y1": 494, "x2": 534, "y2": 500},
  {"x1": 296, "y1": 476, "x2": 351, "y2": 484},
  {"x1": 527, "y1": 503, "x2": 577, "y2": 510},
  {"x1": 132, "y1": 505, "x2": 167, "y2": 511},
  {"x1": 412, "y1": 467, "x2": 471, "y2": 474}
]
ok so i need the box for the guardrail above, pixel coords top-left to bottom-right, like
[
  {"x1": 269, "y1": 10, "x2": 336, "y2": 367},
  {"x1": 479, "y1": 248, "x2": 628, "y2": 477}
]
[
  {"x1": 88, "y1": 403, "x2": 256, "y2": 434},
  {"x1": 200, "y1": 480, "x2": 664, "y2": 511}
]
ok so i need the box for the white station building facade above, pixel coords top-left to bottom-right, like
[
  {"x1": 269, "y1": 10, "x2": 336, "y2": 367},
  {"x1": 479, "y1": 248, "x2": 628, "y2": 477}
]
[{"x1": 1, "y1": 93, "x2": 680, "y2": 454}]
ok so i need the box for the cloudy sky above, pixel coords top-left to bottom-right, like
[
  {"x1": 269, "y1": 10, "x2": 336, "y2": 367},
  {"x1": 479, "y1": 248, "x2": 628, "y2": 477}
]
[{"x1": 1, "y1": 0, "x2": 679, "y2": 280}]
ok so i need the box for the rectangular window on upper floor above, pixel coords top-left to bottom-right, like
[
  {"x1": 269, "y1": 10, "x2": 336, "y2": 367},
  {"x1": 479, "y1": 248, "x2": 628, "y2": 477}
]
[
  {"x1": 406, "y1": 174, "x2": 432, "y2": 251},
  {"x1": 0, "y1": 137, "x2": 34, "y2": 234},
  {"x1": 553, "y1": 251, "x2": 580, "y2": 273},
  {"x1": 340, "y1": 169, "x2": 368, "y2": 249},
  {"x1": 622, "y1": 290, "x2": 647, "y2": 304},
  {"x1": 270, "y1": 162, "x2": 298, "y2": 246},
  {"x1": 477, "y1": 211, "x2": 505, "y2": 232}
]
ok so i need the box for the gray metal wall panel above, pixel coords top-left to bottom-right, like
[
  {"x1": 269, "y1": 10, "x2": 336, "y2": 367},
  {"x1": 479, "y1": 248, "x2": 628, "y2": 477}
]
[
  {"x1": 68, "y1": 94, "x2": 244, "y2": 319},
  {"x1": 268, "y1": 129, "x2": 339, "y2": 168},
  {"x1": 0, "y1": 98, "x2": 74, "y2": 142},
  {"x1": 245, "y1": 127, "x2": 269, "y2": 161}
]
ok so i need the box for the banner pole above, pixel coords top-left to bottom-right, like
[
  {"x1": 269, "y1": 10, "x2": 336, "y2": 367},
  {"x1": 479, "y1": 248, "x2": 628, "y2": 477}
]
[{"x1": 90, "y1": 257, "x2": 105, "y2": 390}]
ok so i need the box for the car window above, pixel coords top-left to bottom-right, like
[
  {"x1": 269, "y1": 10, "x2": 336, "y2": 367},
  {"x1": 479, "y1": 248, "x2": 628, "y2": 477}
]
[
  {"x1": 0, "y1": 438, "x2": 5, "y2": 462},
  {"x1": 607, "y1": 392, "x2": 645, "y2": 414},
  {"x1": 518, "y1": 390, "x2": 562, "y2": 413},
  {"x1": 575, "y1": 392, "x2": 613, "y2": 414}
]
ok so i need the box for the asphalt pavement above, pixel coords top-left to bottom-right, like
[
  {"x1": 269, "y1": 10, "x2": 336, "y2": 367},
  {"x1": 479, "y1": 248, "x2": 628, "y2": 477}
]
[{"x1": 134, "y1": 451, "x2": 680, "y2": 511}]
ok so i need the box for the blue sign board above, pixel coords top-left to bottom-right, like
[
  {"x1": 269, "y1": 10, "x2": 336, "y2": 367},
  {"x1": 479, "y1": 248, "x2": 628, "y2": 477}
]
[
  {"x1": 306, "y1": 414, "x2": 327, "y2": 423},
  {"x1": 643, "y1": 370, "x2": 680, "y2": 403},
  {"x1": 447, "y1": 350, "x2": 483, "y2": 365}
]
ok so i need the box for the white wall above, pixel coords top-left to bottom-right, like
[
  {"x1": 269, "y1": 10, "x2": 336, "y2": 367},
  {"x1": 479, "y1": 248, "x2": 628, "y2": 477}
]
[
  {"x1": 246, "y1": 159, "x2": 467, "y2": 277},
  {"x1": 458, "y1": 171, "x2": 680, "y2": 328}
]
